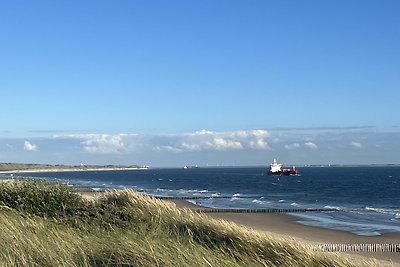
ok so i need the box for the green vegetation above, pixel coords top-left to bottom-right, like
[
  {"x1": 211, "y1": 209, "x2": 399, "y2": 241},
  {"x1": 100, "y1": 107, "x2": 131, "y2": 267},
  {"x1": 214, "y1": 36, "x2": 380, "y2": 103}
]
[
  {"x1": 0, "y1": 180, "x2": 374, "y2": 266},
  {"x1": 0, "y1": 163, "x2": 68, "y2": 171}
]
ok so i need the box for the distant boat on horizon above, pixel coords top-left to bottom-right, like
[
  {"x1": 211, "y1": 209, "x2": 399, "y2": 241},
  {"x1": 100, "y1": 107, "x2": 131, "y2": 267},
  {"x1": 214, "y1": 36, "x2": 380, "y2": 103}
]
[
  {"x1": 268, "y1": 159, "x2": 299, "y2": 176},
  {"x1": 183, "y1": 165, "x2": 199, "y2": 169}
]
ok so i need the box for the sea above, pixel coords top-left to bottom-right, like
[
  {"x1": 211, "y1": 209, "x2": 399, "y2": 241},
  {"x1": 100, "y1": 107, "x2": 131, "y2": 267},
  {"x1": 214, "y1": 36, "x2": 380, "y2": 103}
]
[{"x1": 2, "y1": 166, "x2": 400, "y2": 236}]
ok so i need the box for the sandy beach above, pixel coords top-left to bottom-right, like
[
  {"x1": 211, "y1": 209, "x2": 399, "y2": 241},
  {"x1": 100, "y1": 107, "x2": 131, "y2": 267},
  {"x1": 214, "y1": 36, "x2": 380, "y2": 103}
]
[{"x1": 169, "y1": 199, "x2": 400, "y2": 266}]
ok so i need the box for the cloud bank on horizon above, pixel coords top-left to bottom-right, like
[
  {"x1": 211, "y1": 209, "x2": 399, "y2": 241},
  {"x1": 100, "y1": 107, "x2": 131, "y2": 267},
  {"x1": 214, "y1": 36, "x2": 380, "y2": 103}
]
[{"x1": 1, "y1": 128, "x2": 399, "y2": 166}]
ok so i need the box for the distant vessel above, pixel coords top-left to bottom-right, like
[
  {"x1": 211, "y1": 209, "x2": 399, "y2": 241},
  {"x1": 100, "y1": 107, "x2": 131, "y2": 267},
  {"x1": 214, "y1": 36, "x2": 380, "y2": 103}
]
[
  {"x1": 183, "y1": 165, "x2": 199, "y2": 169},
  {"x1": 268, "y1": 159, "x2": 299, "y2": 176}
]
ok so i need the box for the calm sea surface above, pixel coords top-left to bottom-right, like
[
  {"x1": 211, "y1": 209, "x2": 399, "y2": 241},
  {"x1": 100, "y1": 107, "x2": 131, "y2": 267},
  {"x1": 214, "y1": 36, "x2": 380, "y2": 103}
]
[{"x1": 4, "y1": 166, "x2": 400, "y2": 236}]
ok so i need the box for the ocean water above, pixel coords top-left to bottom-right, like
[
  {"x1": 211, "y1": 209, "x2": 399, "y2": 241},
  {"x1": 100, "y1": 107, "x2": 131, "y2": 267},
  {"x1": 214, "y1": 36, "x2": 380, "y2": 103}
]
[{"x1": 3, "y1": 166, "x2": 400, "y2": 236}]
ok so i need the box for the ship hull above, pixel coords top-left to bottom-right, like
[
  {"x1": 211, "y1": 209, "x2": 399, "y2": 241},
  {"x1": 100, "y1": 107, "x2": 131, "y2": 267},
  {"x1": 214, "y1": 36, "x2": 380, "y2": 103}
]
[{"x1": 268, "y1": 170, "x2": 299, "y2": 176}]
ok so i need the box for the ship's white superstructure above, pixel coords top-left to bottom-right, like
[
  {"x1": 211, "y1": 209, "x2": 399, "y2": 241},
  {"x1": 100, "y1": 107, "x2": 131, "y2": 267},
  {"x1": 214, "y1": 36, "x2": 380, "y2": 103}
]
[{"x1": 269, "y1": 159, "x2": 282, "y2": 173}]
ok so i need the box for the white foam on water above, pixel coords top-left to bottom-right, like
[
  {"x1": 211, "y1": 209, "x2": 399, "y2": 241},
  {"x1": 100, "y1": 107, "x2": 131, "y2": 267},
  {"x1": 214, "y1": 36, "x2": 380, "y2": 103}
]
[
  {"x1": 292, "y1": 213, "x2": 400, "y2": 236},
  {"x1": 252, "y1": 199, "x2": 268, "y2": 205},
  {"x1": 365, "y1": 206, "x2": 400, "y2": 214},
  {"x1": 324, "y1": 205, "x2": 348, "y2": 211}
]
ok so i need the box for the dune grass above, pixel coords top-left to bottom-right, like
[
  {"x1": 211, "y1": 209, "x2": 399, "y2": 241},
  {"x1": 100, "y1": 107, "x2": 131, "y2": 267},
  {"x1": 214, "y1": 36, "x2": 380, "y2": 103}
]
[{"x1": 0, "y1": 180, "x2": 376, "y2": 266}]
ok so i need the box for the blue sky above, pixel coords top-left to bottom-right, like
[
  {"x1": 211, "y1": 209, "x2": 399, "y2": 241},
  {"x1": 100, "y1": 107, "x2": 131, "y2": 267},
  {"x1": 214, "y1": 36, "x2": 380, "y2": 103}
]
[{"x1": 1, "y1": 1, "x2": 399, "y2": 166}]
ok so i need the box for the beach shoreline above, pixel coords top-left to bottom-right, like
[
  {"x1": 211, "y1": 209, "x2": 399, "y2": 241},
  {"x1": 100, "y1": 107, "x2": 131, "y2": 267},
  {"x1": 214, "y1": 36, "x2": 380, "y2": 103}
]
[{"x1": 167, "y1": 198, "x2": 400, "y2": 265}]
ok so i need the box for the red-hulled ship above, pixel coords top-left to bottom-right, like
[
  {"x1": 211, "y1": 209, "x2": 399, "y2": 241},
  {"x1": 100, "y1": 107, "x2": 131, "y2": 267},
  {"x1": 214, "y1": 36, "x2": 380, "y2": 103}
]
[{"x1": 268, "y1": 159, "x2": 299, "y2": 176}]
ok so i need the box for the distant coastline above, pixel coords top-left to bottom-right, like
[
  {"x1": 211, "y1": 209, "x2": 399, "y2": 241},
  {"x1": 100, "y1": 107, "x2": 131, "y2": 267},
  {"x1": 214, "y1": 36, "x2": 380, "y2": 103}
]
[
  {"x1": 0, "y1": 163, "x2": 149, "y2": 174},
  {"x1": 301, "y1": 164, "x2": 400, "y2": 168}
]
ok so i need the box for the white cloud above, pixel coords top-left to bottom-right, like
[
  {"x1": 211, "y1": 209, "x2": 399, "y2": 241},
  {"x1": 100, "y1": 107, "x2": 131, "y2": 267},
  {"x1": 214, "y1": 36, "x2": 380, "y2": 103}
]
[
  {"x1": 284, "y1": 143, "x2": 301, "y2": 150},
  {"x1": 194, "y1": 129, "x2": 214, "y2": 135},
  {"x1": 249, "y1": 139, "x2": 269, "y2": 149},
  {"x1": 181, "y1": 142, "x2": 201, "y2": 151},
  {"x1": 82, "y1": 134, "x2": 126, "y2": 154},
  {"x1": 351, "y1": 141, "x2": 362, "y2": 148},
  {"x1": 154, "y1": 145, "x2": 182, "y2": 153},
  {"x1": 53, "y1": 133, "x2": 141, "y2": 154},
  {"x1": 304, "y1": 137, "x2": 315, "y2": 142},
  {"x1": 23, "y1": 141, "x2": 37, "y2": 151},
  {"x1": 209, "y1": 138, "x2": 243, "y2": 150},
  {"x1": 186, "y1": 129, "x2": 269, "y2": 151},
  {"x1": 151, "y1": 129, "x2": 270, "y2": 152},
  {"x1": 304, "y1": 142, "x2": 318, "y2": 149}
]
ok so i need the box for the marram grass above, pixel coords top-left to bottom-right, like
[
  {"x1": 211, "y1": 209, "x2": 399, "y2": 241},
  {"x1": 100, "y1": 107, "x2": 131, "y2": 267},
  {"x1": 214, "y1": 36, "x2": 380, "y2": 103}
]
[{"x1": 0, "y1": 180, "x2": 378, "y2": 266}]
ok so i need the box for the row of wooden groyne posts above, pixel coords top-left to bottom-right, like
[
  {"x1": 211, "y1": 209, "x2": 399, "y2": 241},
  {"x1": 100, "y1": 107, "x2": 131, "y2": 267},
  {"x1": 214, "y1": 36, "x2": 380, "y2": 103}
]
[
  {"x1": 194, "y1": 207, "x2": 336, "y2": 214},
  {"x1": 156, "y1": 196, "x2": 337, "y2": 214},
  {"x1": 310, "y1": 243, "x2": 400, "y2": 253}
]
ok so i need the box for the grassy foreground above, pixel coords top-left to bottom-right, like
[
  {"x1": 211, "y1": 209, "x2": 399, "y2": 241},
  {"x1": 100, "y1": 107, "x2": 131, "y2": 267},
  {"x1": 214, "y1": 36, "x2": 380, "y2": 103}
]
[{"x1": 0, "y1": 180, "x2": 374, "y2": 266}]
